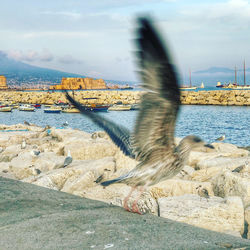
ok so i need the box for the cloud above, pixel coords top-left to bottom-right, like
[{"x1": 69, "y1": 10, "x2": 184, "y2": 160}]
[
  {"x1": 57, "y1": 55, "x2": 83, "y2": 64},
  {"x1": 87, "y1": 71, "x2": 103, "y2": 78},
  {"x1": 178, "y1": 0, "x2": 250, "y2": 30},
  {"x1": 20, "y1": 31, "x2": 91, "y2": 39},
  {"x1": 40, "y1": 49, "x2": 54, "y2": 62},
  {"x1": 6, "y1": 49, "x2": 54, "y2": 62},
  {"x1": 41, "y1": 11, "x2": 82, "y2": 20}
]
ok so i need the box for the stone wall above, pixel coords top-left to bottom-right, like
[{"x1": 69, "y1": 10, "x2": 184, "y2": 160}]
[
  {"x1": 181, "y1": 90, "x2": 250, "y2": 106},
  {"x1": 50, "y1": 77, "x2": 107, "y2": 90},
  {"x1": 0, "y1": 90, "x2": 249, "y2": 106}
]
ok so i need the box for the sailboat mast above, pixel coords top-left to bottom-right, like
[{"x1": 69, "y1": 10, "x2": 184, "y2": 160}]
[
  {"x1": 244, "y1": 60, "x2": 246, "y2": 86},
  {"x1": 235, "y1": 66, "x2": 237, "y2": 85},
  {"x1": 189, "y1": 69, "x2": 192, "y2": 87}
]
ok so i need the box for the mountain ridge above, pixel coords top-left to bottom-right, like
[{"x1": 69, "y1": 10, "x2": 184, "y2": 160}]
[{"x1": 1, "y1": 51, "x2": 249, "y2": 87}]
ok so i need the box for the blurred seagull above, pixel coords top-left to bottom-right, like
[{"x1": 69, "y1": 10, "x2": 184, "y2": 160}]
[
  {"x1": 63, "y1": 150, "x2": 73, "y2": 167},
  {"x1": 196, "y1": 185, "x2": 210, "y2": 201},
  {"x1": 24, "y1": 121, "x2": 31, "y2": 126},
  {"x1": 31, "y1": 150, "x2": 40, "y2": 157},
  {"x1": 66, "y1": 17, "x2": 214, "y2": 214},
  {"x1": 21, "y1": 138, "x2": 26, "y2": 149},
  {"x1": 62, "y1": 121, "x2": 69, "y2": 127},
  {"x1": 215, "y1": 134, "x2": 225, "y2": 141},
  {"x1": 232, "y1": 161, "x2": 248, "y2": 173}
]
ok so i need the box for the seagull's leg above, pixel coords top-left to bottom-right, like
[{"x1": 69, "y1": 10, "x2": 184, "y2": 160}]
[
  {"x1": 131, "y1": 186, "x2": 145, "y2": 215},
  {"x1": 123, "y1": 187, "x2": 136, "y2": 212}
]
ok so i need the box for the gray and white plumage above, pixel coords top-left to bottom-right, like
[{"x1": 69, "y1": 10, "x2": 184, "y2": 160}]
[
  {"x1": 63, "y1": 121, "x2": 69, "y2": 127},
  {"x1": 63, "y1": 150, "x2": 73, "y2": 167},
  {"x1": 196, "y1": 185, "x2": 210, "y2": 200},
  {"x1": 24, "y1": 121, "x2": 31, "y2": 126},
  {"x1": 31, "y1": 150, "x2": 40, "y2": 156},
  {"x1": 66, "y1": 17, "x2": 213, "y2": 188},
  {"x1": 215, "y1": 134, "x2": 225, "y2": 141}
]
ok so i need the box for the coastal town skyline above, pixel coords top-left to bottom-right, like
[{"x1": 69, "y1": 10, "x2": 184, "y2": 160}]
[{"x1": 1, "y1": 0, "x2": 250, "y2": 82}]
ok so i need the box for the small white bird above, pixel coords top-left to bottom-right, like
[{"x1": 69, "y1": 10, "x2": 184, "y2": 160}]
[
  {"x1": 31, "y1": 150, "x2": 40, "y2": 156},
  {"x1": 63, "y1": 150, "x2": 73, "y2": 167},
  {"x1": 196, "y1": 185, "x2": 210, "y2": 201},
  {"x1": 21, "y1": 139, "x2": 26, "y2": 149},
  {"x1": 63, "y1": 121, "x2": 69, "y2": 127},
  {"x1": 0, "y1": 147, "x2": 3, "y2": 153},
  {"x1": 215, "y1": 134, "x2": 225, "y2": 141}
]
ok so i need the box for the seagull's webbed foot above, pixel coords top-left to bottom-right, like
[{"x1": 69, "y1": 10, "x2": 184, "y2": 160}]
[{"x1": 123, "y1": 186, "x2": 145, "y2": 215}]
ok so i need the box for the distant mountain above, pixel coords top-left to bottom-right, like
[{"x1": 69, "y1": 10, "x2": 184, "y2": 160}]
[
  {"x1": 191, "y1": 67, "x2": 250, "y2": 87},
  {"x1": 194, "y1": 67, "x2": 235, "y2": 74},
  {"x1": 3, "y1": 51, "x2": 248, "y2": 88},
  {"x1": 0, "y1": 51, "x2": 84, "y2": 86}
]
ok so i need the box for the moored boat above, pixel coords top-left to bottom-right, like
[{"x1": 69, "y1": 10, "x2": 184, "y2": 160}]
[
  {"x1": 19, "y1": 104, "x2": 35, "y2": 112},
  {"x1": 32, "y1": 104, "x2": 41, "y2": 108},
  {"x1": 180, "y1": 69, "x2": 197, "y2": 90},
  {"x1": 108, "y1": 104, "x2": 131, "y2": 111},
  {"x1": 44, "y1": 106, "x2": 62, "y2": 113},
  {"x1": 179, "y1": 86, "x2": 197, "y2": 90},
  {"x1": 62, "y1": 108, "x2": 80, "y2": 113},
  {"x1": 0, "y1": 107, "x2": 12, "y2": 112}
]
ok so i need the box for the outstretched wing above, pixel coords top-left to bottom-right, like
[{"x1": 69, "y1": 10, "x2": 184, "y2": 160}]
[
  {"x1": 133, "y1": 17, "x2": 180, "y2": 162},
  {"x1": 66, "y1": 92, "x2": 135, "y2": 158}
]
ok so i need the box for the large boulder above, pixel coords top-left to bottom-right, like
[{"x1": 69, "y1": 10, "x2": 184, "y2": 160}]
[
  {"x1": 149, "y1": 179, "x2": 214, "y2": 199},
  {"x1": 9, "y1": 152, "x2": 65, "y2": 179},
  {"x1": 61, "y1": 157, "x2": 116, "y2": 193},
  {"x1": 158, "y1": 195, "x2": 244, "y2": 237},
  {"x1": 211, "y1": 170, "x2": 250, "y2": 206},
  {"x1": 63, "y1": 138, "x2": 118, "y2": 161}
]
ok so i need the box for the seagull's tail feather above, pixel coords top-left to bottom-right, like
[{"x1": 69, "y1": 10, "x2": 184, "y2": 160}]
[
  {"x1": 101, "y1": 178, "x2": 122, "y2": 187},
  {"x1": 100, "y1": 173, "x2": 131, "y2": 187}
]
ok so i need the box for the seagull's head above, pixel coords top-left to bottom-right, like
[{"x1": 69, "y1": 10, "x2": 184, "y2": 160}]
[{"x1": 177, "y1": 135, "x2": 214, "y2": 154}]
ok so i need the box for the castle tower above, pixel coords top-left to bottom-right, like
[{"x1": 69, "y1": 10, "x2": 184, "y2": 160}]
[{"x1": 0, "y1": 75, "x2": 7, "y2": 89}]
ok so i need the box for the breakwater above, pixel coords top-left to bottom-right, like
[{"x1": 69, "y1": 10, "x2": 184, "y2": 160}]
[{"x1": 0, "y1": 90, "x2": 249, "y2": 106}]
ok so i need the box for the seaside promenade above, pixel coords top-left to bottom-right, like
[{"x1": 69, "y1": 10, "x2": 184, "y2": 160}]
[
  {"x1": 0, "y1": 89, "x2": 249, "y2": 106},
  {"x1": 1, "y1": 177, "x2": 250, "y2": 249}
]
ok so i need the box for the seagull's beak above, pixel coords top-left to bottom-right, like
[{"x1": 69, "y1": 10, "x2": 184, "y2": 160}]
[{"x1": 204, "y1": 144, "x2": 214, "y2": 149}]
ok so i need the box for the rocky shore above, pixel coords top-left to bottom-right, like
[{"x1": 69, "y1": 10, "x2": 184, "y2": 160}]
[
  {"x1": 0, "y1": 123, "x2": 249, "y2": 239},
  {"x1": 0, "y1": 89, "x2": 250, "y2": 106}
]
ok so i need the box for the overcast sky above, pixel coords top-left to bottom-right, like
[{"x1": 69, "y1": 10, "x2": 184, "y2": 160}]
[{"x1": 1, "y1": 0, "x2": 250, "y2": 82}]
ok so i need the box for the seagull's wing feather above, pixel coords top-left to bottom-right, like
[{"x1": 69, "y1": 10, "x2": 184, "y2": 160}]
[
  {"x1": 66, "y1": 92, "x2": 135, "y2": 158},
  {"x1": 133, "y1": 17, "x2": 180, "y2": 162}
]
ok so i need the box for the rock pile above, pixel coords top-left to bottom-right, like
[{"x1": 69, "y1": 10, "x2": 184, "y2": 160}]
[
  {"x1": 181, "y1": 90, "x2": 250, "y2": 106},
  {"x1": 0, "y1": 90, "x2": 249, "y2": 106},
  {"x1": 0, "y1": 124, "x2": 249, "y2": 238}
]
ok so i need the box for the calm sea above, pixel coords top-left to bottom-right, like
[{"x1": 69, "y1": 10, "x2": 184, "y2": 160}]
[{"x1": 0, "y1": 105, "x2": 249, "y2": 147}]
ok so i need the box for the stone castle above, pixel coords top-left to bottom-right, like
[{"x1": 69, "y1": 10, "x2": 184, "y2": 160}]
[
  {"x1": 0, "y1": 75, "x2": 7, "y2": 89},
  {"x1": 49, "y1": 77, "x2": 107, "y2": 90}
]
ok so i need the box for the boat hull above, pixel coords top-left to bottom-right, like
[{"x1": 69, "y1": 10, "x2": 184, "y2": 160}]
[
  {"x1": 0, "y1": 107, "x2": 12, "y2": 112},
  {"x1": 44, "y1": 109, "x2": 61, "y2": 113}
]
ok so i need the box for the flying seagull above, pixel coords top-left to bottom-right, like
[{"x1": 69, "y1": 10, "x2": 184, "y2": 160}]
[
  {"x1": 66, "y1": 17, "x2": 213, "y2": 214},
  {"x1": 63, "y1": 150, "x2": 73, "y2": 167}
]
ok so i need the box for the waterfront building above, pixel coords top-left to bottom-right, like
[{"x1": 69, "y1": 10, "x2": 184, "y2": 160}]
[
  {"x1": 49, "y1": 77, "x2": 107, "y2": 90},
  {"x1": 0, "y1": 75, "x2": 8, "y2": 89}
]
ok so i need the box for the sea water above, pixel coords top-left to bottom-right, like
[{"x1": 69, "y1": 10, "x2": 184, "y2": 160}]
[{"x1": 0, "y1": 105, "x2": 249, "y2": 147}]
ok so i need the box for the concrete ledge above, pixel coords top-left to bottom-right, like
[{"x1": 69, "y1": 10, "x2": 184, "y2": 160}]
[{"x1": 0, "y1": 177, "x2": 249, "y2": 249}]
